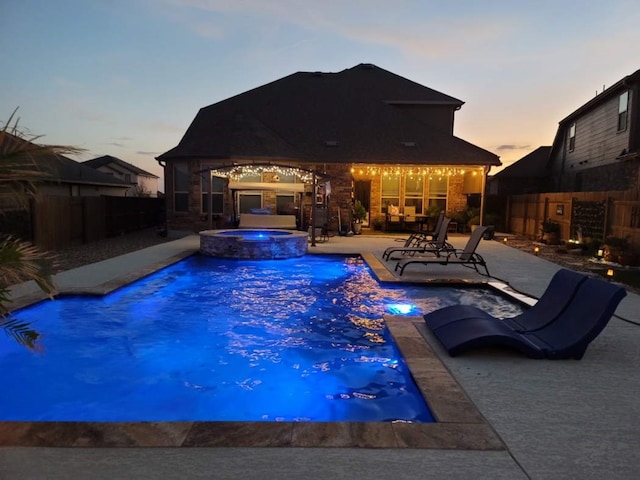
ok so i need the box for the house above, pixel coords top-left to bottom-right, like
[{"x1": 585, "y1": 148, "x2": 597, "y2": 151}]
[
  {"x1": 156, "y1": 63, "x2": 501, "y2": 232},
  {"x1": 488, "y1": 146, "x2": 553, "y2": 196},
  {"x1": 83, "y1": 155, "x2": 159, "y2": 197},
  {"x1": 548, "y1": 68, "x2": 640, "y2": 192},
  {"x1": 1, "y1": 132, "x2": 129, "y2": 199}
]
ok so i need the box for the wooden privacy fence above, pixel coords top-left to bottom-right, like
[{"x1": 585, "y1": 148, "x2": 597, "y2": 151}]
[
  {"x1": 31, "y1": 196, "x2": 164, "y2": 251},
  {"x1": 506, "y1": 190, "x2": 640, "y2": 251}
]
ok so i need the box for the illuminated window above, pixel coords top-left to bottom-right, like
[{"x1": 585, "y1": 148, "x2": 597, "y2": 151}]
[
  {"x1": 381, "y1": 174, "x2": 400, "y2": 213},
  {"x1": 404, "y1": 175, "x2": 424, "y2": 213},
  {"x1": 618, "y1": 91, "x2": 629, "y2": 132},
  {"x1": 427, "y1": 176, "x2": 447, "y2": 211},
  {"x1": 569, "y1": 122, "x2": 576, "y2": 151}
]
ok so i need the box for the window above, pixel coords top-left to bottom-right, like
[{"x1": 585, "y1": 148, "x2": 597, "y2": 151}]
[
  {"x1": 569, "y1": 122, "x2": 576, "y2": 151},
  {"x1": 618, "y1": 91, "x2": 629, "y2": 131},
  {"x1": 238, "y1": 173, "x2": 262, "y2": 213},
  {"x1": 404, "y1": 174, "x2": 424, "y2": 213},
  {"x1": 201, "y1": 175, "x2": 225, "y2": 214},
  {"x1": 427, "y1": 175, "x2": 447, "y2": 211},
  {"x1": 173, "y1": 163, "x2": 189, "y2": 212},
  {"x1": 381, "y1": 174, "x2": 400, "y2": 213},
  {"x1": 276, "y1": 173, "x2": 297, "y2": 214}
]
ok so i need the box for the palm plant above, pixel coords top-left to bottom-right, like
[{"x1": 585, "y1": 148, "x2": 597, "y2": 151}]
[{"x1": 1, "y1": 108, "x2": 83, "y2": 348}]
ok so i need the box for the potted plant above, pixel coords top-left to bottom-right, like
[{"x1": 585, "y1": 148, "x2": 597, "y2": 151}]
[
  {"x1": 603, "y1": 236, "x2": 636, "y2": 265},
  {"x1": 352, "y1": 200, "x2": 367, "y2": 235},
  {"x1": 371, "y1": 215, "x2": 384, "y2": 231},
  {"x1": 540, "y1": 218, "x2": 560, "y2": 245}
]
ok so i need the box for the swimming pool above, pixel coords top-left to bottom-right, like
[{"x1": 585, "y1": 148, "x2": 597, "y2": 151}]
[{"x1": 1, "y1": 255, "x2": 523, "y2": 423}]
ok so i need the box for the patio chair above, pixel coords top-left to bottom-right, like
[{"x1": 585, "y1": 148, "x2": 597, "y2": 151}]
[
  {"x1": 395, "y1": 226, "x2": 489, "y2": 276},
  {"x1": 381, "y1": 210, "x2": 446, "y2": 260},
  {"x1": 383, "y1": 217, "x2": 452, "y2": 261},
  {"x1": 428, "y1": 276, "x2": 626, "y2": 359},
  {"x1": 423, "y1": 269, "x2": 588, "y2": 331}
]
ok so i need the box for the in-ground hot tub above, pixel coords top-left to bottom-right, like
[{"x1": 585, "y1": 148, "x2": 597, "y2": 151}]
[{"x1": 200, "y1": 229, "x2": 308, "y2": 259}]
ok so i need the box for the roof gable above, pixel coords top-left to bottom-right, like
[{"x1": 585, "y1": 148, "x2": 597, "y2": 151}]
[
  {"x1": 492, "y1": 146, "x2": 552, "y2": 178},
  {"x1": 158, "y1": 63, "x2": 499, "y2": 166},
  {"x1": 83, "y1": 155, "x2": 159, "y2": 178}
]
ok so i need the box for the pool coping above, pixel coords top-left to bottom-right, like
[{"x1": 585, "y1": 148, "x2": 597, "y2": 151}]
[{"x1": 0, "y1": 249, "x2": 510, "y2": 450}]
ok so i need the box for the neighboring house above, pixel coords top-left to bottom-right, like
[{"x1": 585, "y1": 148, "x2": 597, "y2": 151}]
[
  {"x1": 1, "y1": 132, "x2": 130, "y2": 199},
  {"x1": 83, "y1": 155, "x2": 159, "y2": 197},
  {"x1": 548, "y1": 68, "x2": 640, "y2": 192},
  {"x1": 487, "y1": 146, "x2": 553, "y2": 196},
  {"x1": 156, "y1": 63, "x2": 501, "y2": 232}
]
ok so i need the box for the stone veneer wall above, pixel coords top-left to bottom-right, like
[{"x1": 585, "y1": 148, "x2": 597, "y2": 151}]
[
  {"x1": 200, "y1": 230, "x2": 308, "y2": 259},
  {"x1": 165, "y1": 159, "x2": 478, "y2": 232}
]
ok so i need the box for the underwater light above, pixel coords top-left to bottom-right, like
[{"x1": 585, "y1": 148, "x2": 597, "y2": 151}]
[{"x1": 387, "y1": 303, "x2": 416, "y2": 315}]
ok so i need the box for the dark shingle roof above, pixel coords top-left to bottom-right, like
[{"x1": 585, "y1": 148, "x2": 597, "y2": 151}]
[
  {"x1": 1, "y1": 132, "x2": 129, "y2": 188},
  {"x1": 158, "y1": 63, "x2": 500, "y2": 166},
  {"x1": 491, "y1": 146, "x2": 552, "y2": 178},
  {"x1": 83, "y1": 155, "x2": 159, "y2": 178}
]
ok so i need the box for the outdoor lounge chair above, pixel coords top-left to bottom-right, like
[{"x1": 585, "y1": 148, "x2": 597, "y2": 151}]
[
  {"x1": 423, "y1": 269, "x2": 588, "y2": 331},
  {"x1": 383, "y1": 217, "x2": 452, "y2": 261},
  {"x1": 428, "y1": 276, "x2": 626, "y2": 359},
  {"x1": 381, "y1": 210, "x2": 445, "y2": 261},
  {"x1": 395, "y1": 226, "x2": 489, "y2": 276}
]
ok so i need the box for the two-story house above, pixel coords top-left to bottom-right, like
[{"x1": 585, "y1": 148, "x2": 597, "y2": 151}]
[
  {"x1": 83, "y1": 155, "x2": 159, "y2": 197},
  {"x1": 548, "y1": 68, "x2": 640, "y2": 192},
  {"x1": 156, "y1": 63, "x2": 500, "y2": 232}
]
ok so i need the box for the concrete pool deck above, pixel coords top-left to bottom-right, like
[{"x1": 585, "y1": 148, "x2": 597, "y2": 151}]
[{"x1": 2, "y1": 233, "x2": 640, "y2": 479}]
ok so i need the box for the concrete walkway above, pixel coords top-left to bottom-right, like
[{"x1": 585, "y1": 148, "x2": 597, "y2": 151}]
[{"x1": 2, "y1": 233, "x2": 639, "y2": 479}]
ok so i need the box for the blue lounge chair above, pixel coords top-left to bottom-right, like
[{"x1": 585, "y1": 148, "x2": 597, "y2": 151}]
[
  {"x1": 382, "y1": 217, "x2": 452, "y2": 261},
  {"x1": 395, "y1": 226, "x2": 489, "y2": 276},
  {"x1": 423, "y1": 269, "x2": 588, "y2": 331},
  {"x1": 428, "y1": 277, "x2": 626, "y2": 359}
]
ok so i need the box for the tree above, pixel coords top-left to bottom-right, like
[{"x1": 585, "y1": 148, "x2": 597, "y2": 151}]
[{"x1": 0, "y1": 108, "x2": 84, "y2": 348}]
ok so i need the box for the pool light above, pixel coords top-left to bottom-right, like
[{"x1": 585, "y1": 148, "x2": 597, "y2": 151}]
[{"x1": 387, "y1": 303, "x2": 416, "y2": 315}]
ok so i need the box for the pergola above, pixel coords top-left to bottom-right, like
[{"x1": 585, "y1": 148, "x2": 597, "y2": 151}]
[{"x1": 197, "y1": 162, "x2": 329, "y2": 245}]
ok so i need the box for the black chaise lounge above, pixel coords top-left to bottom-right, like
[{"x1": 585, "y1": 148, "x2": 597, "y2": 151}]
[
  {"x1": 395, "y1": 226, "x2": 489, "y2": 276},
  {"x1": 381, "y1": 211, "x2": 445, "y2": 261},
  {"x1": 383, "y1": 217, "x2": 452, "y2": 261},
  {"x1": 427, "y1": 276, "x2": 626, "y2": 359},
  {"x1": 423, "y1": 268, "x2": 588, "y2": 331}
]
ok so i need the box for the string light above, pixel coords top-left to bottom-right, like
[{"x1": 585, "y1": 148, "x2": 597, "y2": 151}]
[
  {"x1": 209, "y1": 164, "x2": 316, "y2": 182},
  {"x1": 350, "y1": 165, "x2": 483, "y2": 177}
]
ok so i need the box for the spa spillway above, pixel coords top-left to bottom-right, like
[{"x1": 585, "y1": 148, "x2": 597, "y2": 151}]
[{"x1": 200, "y1": 229, "x2": 308, "y2": 259}]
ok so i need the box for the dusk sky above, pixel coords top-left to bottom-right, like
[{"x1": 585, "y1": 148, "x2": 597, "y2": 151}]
[{"x1": 3, "y1": 0, "x2": 640, "y2": 188}]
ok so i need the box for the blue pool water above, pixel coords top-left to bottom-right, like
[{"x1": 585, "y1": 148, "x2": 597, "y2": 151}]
[
  {"x1": 219, "y1": 229, "x2": 291, "y2": 241},
  {"x1": 0, "y1": 255, "x2": 523, "y2": 422}
]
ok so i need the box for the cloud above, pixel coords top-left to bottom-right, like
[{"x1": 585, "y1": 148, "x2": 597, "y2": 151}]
[
  {"x1": 496, "y1": 144, "x2": 531, "y2": 151},
  {"x1": 163, "y1": 0, "x2": 511, "y2": 59},
  {"x1": 137, "y1": 150, "x2": 163, "y2": 156}
]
